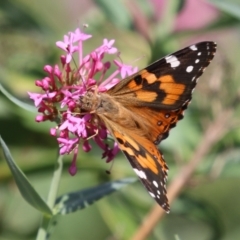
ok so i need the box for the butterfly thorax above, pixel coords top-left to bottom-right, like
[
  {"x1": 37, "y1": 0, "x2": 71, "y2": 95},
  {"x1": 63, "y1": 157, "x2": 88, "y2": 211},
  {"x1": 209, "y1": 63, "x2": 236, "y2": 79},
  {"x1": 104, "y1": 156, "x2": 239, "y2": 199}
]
[
  {"x1": 80, "y1": 90, "x2": 148, "y2": 133},
  {"x1": 80, "y1": 91, "x2": 119, "y2": 114}
]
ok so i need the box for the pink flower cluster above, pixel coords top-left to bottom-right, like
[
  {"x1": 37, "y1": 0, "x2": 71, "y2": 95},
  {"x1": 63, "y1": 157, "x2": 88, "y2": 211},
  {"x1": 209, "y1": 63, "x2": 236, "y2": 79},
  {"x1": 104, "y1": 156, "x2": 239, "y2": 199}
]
[{"x1": 28, "y1": 27, "x2": 138, "y2": 175}]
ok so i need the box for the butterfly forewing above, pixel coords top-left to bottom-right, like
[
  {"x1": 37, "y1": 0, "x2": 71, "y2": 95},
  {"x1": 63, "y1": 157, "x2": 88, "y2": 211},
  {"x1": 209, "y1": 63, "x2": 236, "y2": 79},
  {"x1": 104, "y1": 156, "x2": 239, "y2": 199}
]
[
  {"x1": 98, "y1": 42, "x2": 217, "y2": 212},
  {"x1": 108, "y1": 41, "x2": 216, "y2": 110}
]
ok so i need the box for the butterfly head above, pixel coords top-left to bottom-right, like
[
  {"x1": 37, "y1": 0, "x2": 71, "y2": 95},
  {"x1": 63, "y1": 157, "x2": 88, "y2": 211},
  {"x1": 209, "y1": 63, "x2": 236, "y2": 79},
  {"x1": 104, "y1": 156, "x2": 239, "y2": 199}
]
[{"x1": 79, "y1": 91, "x2": 99, "y2": 112}]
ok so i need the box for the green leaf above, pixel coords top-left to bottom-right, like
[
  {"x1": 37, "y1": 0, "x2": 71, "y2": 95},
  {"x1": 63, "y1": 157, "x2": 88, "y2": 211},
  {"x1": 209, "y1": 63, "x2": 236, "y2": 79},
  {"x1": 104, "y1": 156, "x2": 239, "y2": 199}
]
[
  {"x1": 94, "y1": 0, "x2": 131, "y2": 28},
  {"x1": 156, "y1": 0, "x2": 180, "y2": 38},
  {"x1": 210, "y1": 0, "x2": 240, "y2": 20},
  {"x1": 0, "y1": 136, "x2": 52, "y2": 216},
  {"x1": 0, "y1": 82, "x2": 36, "y2": 112},
  {"x1": 54, "y1": 178, "x2": 136, "y2": 215}
]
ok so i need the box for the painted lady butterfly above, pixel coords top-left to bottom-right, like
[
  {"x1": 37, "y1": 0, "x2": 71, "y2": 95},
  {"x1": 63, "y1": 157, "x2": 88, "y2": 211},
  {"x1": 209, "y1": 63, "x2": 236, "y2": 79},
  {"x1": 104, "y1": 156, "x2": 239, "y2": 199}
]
[{"x1": 80, "y1": 41, "x2": 217, "y2": 212}]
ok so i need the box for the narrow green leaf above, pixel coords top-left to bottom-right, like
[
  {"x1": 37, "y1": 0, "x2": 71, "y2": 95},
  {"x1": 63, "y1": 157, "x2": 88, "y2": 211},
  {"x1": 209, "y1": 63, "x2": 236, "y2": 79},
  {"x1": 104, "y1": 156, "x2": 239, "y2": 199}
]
[
  {"x1": 0, "y1": 82, "x2": 36, "y2": 112},
  {"x1": 54, "y1": 178, "x2": 137, "y2": 215},
  {"x1": 0, "y1": 136, "x2": 52, "y2": 216},
  {"x1": 155, "y1": 0, "x2": 180, "y2": 40},
  {"x1": 94, "y1": 0, "x2": 131, "y2": 28},
  {"x1": 210, "y1": 0, "x2": 240, "y2": 20},
  {"x1": 174, "y1": 235, "x2": 181, "y2": 240}
]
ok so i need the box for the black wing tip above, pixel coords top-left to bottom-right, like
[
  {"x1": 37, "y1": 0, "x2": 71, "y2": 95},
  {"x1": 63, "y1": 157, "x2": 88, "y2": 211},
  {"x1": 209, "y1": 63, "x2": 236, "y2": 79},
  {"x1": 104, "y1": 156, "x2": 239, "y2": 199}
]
[
  {"x1": 163, "y1": 205, "x2": 170, "y2": 214},
  {"x1": 194, "y1": 41, "x2": 217, "y2": 56},
  {"x1": 194, "y1": 41, "x2": 217, "y2": 47},
  {"x1": 156, "y1": 200, "x2": 170, "y2": 213}
]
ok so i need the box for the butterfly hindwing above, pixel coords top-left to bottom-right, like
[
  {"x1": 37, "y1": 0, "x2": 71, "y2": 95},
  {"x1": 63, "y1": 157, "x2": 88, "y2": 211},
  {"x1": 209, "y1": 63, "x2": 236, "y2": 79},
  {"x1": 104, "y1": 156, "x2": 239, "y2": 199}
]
[
  {"x1": 112, "y1": 128, "x2": 170, "y2": 212},
  {"x1": 127, "y1": 105, "x2": 188, "y2": 145}
]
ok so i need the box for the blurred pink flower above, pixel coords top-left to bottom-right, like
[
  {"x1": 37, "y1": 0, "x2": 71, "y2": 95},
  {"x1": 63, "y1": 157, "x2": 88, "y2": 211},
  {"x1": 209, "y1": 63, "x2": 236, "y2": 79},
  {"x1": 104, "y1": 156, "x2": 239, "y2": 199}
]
[{"x1": 151, "y1": 0, "x2": 219, "y2": 31}]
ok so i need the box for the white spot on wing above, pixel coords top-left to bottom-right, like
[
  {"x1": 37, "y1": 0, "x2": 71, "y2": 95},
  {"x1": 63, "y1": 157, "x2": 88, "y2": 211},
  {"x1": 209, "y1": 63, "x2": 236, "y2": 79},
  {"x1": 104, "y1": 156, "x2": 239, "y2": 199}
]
[
  {"x1": 149, "y1": 192, "x2": 155, "y2": 198},
  {"x1": 190, "y1": 45, "x2": 197, "y2": 51},
  {"x1": 195, "y1": 59, "x2": 200, "y2": 64},
  {"x1": 133, "y1": 168, "x2": 147, "y2": 179},
  {"x1": 165, "y1": 55, "x2": 180, "y2": 68},
  {"x1": 186, "y1": 66, "x2": 193, "y2": 73},
  {"x1": 153, "y1": 181, "x2": 158, "y2": 188}
]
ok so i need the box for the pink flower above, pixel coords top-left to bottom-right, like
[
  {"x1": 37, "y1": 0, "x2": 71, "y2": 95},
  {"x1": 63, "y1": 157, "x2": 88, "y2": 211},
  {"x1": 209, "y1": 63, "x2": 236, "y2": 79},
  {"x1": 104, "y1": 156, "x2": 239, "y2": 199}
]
[
  {"x1": 114, "y1": 60, "x2": 138, "y2": 78},
  {"x1": 29, "y1": 27, "x2": 136, "y2": 175},
  {"x1": 56, "y1": 28, "x2": 92, "y2": 63},
  {"x1": 151, "y1": 0, "x2": 219, "y2": 31},
  {"x1": 96, "y1": 39, "x2": 118, "y2": 55}
]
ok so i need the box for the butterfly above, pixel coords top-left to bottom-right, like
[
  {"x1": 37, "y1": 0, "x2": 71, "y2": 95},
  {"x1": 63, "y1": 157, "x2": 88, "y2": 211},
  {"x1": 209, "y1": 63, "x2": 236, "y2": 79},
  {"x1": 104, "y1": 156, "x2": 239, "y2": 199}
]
[{"x1": 80, "y1": 41, "x2": 217, "y2": 212}]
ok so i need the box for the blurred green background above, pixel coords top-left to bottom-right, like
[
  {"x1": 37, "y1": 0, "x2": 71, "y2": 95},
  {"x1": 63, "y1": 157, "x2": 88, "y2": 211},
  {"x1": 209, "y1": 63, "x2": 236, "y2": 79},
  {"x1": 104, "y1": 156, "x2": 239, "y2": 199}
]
[{"x1": 1, "y1": 0, "x2": 240, "y2": 239}]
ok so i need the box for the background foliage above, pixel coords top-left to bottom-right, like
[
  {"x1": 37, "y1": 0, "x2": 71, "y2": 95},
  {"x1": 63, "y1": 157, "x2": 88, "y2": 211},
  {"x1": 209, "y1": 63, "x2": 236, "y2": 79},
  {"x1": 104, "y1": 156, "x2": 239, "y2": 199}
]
[{"x1": 1, "y1": 0, "x2": 240, "y2": 239}]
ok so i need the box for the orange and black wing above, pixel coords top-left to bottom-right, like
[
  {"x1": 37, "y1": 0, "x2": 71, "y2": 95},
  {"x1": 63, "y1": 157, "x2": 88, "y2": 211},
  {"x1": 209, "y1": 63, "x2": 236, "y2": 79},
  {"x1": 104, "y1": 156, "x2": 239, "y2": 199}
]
[
  {"x1": 106, "y1": 42, "x2": 216, "y2": 211},
  {"x1": 109, "y1": 126, "x2": 170, "y2": 212},
  {"x1": 108, "y1": 42, "x2": 217, "y2": 144},
  {"x1": 108, "y1": 41, "x2": 216, "y2": 110}
]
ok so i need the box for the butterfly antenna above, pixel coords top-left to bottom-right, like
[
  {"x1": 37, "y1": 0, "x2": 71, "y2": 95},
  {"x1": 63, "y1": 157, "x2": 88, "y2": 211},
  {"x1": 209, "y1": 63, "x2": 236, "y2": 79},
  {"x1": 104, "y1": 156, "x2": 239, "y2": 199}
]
[
  {"x1": 116, "y1": 51, "x2": 123, "y2": 64},
  {"x1": 130, "y1": 54, "x2": 146, "y2": 64},
  {"x1": 116, "y1": 47, "x2": 146, "y2": 64}
]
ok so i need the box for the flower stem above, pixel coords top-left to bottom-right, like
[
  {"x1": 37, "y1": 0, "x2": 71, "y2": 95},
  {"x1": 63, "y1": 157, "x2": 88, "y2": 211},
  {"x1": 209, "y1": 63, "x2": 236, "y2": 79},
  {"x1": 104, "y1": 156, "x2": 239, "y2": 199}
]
[{"x1": 36, "y1": 153, "x2": 63, "y2": 240}]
